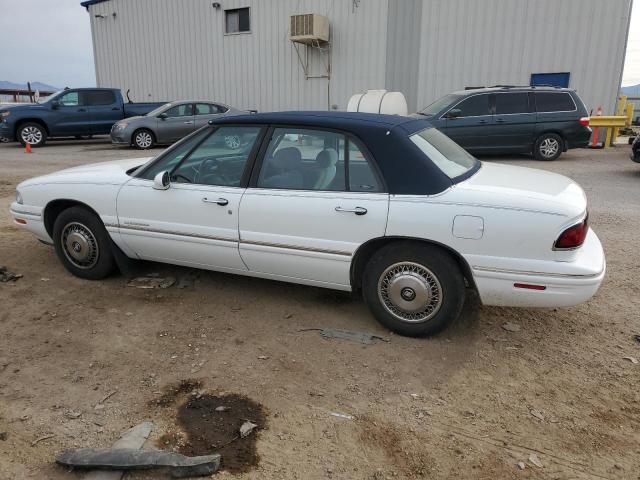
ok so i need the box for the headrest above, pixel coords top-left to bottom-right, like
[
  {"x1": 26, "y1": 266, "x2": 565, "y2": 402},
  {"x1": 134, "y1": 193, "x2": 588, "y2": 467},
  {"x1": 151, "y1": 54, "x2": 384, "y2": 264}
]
[
  {"x1": 315, "y1": 148, "x2": 338, "y2": 168},
  {"x1": 272, "y1": 147, "x2": 302, "y2": 170}
]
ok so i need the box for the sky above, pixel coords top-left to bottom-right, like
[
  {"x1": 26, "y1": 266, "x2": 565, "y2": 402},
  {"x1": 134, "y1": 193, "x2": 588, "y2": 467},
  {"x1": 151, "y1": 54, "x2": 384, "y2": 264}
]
[{"x1": 1, "y1": 0, "x2": 639, "y2": 88}]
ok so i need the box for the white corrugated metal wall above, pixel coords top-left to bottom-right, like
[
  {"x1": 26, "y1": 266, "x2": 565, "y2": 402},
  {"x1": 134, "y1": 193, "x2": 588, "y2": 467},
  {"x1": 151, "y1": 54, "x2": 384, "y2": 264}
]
[
  {"x1": 86, "y1": 0, "x2": 632, "y2": 114},
  {"x1": 88, "y1": 0, "x2": 388, "y2": 111},
  {"x1": 414, "y1": 0, "x2": 632, "y2": 114}
]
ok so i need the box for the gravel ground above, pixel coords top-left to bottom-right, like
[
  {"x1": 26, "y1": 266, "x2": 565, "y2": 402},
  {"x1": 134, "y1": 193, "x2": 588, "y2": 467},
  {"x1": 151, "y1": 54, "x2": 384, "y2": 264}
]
[{"x1": 0, "y1": 137, "x2": 639, "y2": 479}]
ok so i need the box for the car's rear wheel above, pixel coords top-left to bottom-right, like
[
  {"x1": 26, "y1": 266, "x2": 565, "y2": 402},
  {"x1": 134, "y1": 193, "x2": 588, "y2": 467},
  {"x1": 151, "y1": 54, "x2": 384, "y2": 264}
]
[
  {"x1": 534, "y1": 133, "x2": 563, "y2": 161},
  {"x1": 18, "y1": 122, "x2": 47, "y2": 147},
  {"x1": 362, "y1": 243, "x2": 466, "y2": 337},
  {"x1": 52, "y1": 206, "x2": 115, "y2": 280},
  {"x1": 132, "y1": 129, "x2": 155, "y2": 149}
]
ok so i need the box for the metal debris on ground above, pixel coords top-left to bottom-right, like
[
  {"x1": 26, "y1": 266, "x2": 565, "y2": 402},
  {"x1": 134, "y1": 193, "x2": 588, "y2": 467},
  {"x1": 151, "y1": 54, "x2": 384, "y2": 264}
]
[
  {"x1": 56, "y1": 448, "x2": 220, "y2": 479},
  {"x1": 501, "y1": 322, "x2": 521, "y2": 332},
  {"x1": 622, "y1": 356, "x2": 638, "y2": 364},
  {"x1": 82, "y1": 422, "x2": 153, "y2": 480},
  {"x1": 329, "y1": 412, "x2": 354, "y2": 420},
  {"x1": 517, "y1": 461, "x2": 525, "y2": 470},
  {"x1": 239, "y1": 421, "x2": 258, "y2": 438},
  {"x1": 31, "y1": 434, "x2": 55, "y2": 447},
  {"x1": 299, "y1": 328, "x2": 390, "y2": 345},
  {"x1": 529, "y1": 409, "x2": 544, "y2": 421},
  {"x1": 127, "y1": 276, "x2": 176, "y2": 289},
  {"x1": 0, "y1": 266, "x2": 22, "y2": 283},
  {"x1": 528, "y1": 453, "x2": 544, "y2": 468}
]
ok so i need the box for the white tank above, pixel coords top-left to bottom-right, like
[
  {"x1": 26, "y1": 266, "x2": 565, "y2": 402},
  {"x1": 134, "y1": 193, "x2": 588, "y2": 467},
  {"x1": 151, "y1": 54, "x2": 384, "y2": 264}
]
[{"x1": 347, "y1": 89, "x2": 408, "y2": 116}]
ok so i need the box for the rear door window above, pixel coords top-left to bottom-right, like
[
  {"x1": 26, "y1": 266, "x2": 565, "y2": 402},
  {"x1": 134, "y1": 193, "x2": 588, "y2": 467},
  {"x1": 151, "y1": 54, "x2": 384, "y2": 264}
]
[
  {"x1": 453, "y1": 94, "x2": 491, "y2": 117},
  {"x1": 85, "y1": 90, "x2": 116, "y2": 106},
  {"x1": 534, "y1": 92, "x2": 576, "y2": 112},
  {"x1": 495, "y1": 93, "x2": 531, "y2": 114}
]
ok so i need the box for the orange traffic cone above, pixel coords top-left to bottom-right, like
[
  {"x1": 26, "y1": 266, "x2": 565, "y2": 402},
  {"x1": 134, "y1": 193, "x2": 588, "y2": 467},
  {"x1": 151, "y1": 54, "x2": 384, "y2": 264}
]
[{"x1": 25, "y1": 143, "x2": 32, "y2": 153}]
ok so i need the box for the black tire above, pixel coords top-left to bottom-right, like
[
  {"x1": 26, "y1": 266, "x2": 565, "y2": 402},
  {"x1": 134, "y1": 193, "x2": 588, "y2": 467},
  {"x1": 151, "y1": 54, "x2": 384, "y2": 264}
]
[
  {"x1": 52, "y1": 206, "x2": 116, "y2": 280},
  {"x1": 132, "y1": 129, "x2": 155, "y2": 149},
  {"x1": 362, "y1": 242, "x2": 466, "y2": 337},
  {"x1": 533, "y1": 133, "x2": 563, "y2": 161},
  {"x1": 17, "y1": 122, "x2": 47, "y2": 147}
]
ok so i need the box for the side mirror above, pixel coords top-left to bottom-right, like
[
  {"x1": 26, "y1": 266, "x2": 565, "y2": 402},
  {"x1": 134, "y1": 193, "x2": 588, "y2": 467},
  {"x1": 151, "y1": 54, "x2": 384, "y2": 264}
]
[
  {"x1": 158, "y1": 112, "x2": 167, "y2": 120},
  {"x1": 153, "y1": 171, "x2": 170, "y2": 190},
  {"x1": 446, "y1": 108, "x2": 462, "y2": 119},
  {"x1": 51, "y1": 101, "x2": 60, "y2": 109}
]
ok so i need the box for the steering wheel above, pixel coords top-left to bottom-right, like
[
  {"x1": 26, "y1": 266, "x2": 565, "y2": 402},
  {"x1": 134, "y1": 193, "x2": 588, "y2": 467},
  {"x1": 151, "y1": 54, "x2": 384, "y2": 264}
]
[
  {"x1": 172, "y1": 172, "x2": 192, "y2": 183},
  {"x1": 198, "y1": 158, "x2": 227, "y2": 185}
]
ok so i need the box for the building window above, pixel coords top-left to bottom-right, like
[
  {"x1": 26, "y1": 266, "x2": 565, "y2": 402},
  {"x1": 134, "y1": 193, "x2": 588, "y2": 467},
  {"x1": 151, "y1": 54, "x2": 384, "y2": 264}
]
[{"x1": 225, "y1": 8, "x2": 250, "y2": 34}]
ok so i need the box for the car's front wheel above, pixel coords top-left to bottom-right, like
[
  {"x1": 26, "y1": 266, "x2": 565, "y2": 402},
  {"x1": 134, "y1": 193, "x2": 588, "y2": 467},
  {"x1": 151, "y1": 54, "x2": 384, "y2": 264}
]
[
  {"x1": 52, "y1": 206, "x2": 115, "y2": 280},
  {"x1": 362, "y1": 242, "x2": 466, "y2": 337},
  {"x1": 18, "y1": 122, "x2": 47, "y2": 147},
  {"x1": 132, "y1": 129, "x2": 155, "y2": 149},
  {"x1": 534, "y1": 133, "x2": 563, "y2": 161}
]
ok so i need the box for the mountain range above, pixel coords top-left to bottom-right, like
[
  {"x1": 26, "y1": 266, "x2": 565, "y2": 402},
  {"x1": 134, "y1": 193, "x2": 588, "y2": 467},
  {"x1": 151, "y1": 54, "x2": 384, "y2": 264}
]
[{"x1": 0, "y1": 80, "x2": 59, "y2": 92}]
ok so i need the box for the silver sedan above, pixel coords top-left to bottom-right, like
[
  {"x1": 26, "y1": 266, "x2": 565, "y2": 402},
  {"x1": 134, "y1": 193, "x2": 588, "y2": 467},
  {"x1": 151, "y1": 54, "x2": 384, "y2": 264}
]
[{"x1": 110, "y1": 100, "x2": 244, "y2": 149}]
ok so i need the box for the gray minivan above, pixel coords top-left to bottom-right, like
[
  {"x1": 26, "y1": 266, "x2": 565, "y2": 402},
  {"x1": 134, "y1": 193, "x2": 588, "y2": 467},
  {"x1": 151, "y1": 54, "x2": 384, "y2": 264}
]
[{"x1": 416, "y1": 86, "x2": 592, "y2": 160}]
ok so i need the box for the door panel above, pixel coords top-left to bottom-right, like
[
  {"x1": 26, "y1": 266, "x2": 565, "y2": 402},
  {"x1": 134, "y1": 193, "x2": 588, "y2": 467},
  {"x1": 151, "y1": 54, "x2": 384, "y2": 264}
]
[
  {"x1": 442, "y1": 94, "x2": 493, "y2": 151},
  {"x1": 239, "y1": 190, "x2": 388, "y2": 286},
  {"x1": 49, "y1": 90, "x2": 89, "y2": 135},
  {"x1": 117, "y1": 181, "x2": 246, "y2": 270},
  {"x1": 156, "y1": 104, "x2": 195, "y2": 143},
  {"x1": 489, "y1": 92, "x2": 535, "y2": 152},
  {"x1": 85, "y1": 90, "x2": 121, "y2": 134}
]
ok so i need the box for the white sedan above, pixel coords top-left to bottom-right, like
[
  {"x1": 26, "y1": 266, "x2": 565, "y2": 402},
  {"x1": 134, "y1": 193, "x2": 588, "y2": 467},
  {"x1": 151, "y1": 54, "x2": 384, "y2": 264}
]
[{"x1": 10, "y1": 112, "x2": 605, "y2": 336}]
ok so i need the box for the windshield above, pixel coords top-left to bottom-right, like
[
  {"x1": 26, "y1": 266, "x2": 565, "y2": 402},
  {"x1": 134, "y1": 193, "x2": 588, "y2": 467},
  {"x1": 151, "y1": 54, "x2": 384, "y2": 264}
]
[
  {"x1": 418, "y1": 94, "x2": 461, "y2": 117},
  {"x1": 410, "y1": 127, "x2": 477, "y2": 179},
  {"x1": 146, "y1": 103, "x2": 172, "y2": 117}
]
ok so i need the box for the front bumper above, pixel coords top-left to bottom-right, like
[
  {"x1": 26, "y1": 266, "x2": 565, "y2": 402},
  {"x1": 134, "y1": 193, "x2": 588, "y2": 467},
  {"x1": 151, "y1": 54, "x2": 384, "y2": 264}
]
[
  {"x1": 110, "y1": 127, "x2": 132, "y2": 145},
  {"x1": 0, "y1": 122, "x2": 15, "y2": 142},
  {"x1": 471, "y1": 229, "x2": 605, "y2": 308},
  {"x1": 9, "y1": 202, "x2": 51, "y2": 243}
]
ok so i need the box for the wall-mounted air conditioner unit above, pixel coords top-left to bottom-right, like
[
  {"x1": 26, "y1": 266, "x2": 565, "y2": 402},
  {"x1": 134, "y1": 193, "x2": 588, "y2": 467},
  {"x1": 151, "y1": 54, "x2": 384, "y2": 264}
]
[{"x1": 290, "y1": 14, "x2": 330, "y2": 44}]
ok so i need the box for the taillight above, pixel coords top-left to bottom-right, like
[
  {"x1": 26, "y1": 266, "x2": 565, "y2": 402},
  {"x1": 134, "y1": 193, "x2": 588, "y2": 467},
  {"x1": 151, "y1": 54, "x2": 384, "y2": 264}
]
[
  {"x1": 579, "y1": 117, "x2": 590, "y2": 127},
  {"x1": 554, "y1": 215, "x2": 589, "y2": 250}
]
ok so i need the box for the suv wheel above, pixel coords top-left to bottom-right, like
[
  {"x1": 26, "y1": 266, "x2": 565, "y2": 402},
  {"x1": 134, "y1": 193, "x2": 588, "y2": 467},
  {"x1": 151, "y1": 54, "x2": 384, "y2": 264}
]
[
  {"x1": 534, "y1": 133, "x2": 563, "y2": 161},
  {"x1": 362, "y1": 242, "x2": 466, "y2": 337},
  {"x1": 18, "y1": 122, "x2": 47, "y2": 147}
]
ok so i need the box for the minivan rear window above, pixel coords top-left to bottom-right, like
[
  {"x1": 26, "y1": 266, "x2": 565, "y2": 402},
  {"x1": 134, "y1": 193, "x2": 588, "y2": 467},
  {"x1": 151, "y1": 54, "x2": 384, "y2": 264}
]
[
  {"x1": 410, "y1": 127, "x2": 477, "y2": 179},
  {"x1": 535, "y1": 92, "x2": 576, "y2": 112}
]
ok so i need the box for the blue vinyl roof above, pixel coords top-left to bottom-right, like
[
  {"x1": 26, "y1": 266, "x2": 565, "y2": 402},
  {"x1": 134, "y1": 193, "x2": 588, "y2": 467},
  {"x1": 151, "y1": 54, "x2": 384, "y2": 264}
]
[{"x1": 212, "y1": 111, "x2": 460, "y2": 195}]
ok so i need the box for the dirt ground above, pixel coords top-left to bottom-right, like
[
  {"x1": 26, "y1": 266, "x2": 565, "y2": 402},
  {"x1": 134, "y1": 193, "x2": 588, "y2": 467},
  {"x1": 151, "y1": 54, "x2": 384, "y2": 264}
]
[{"x1": 0, "y1": 138, "x2": 639, "y2": 479}]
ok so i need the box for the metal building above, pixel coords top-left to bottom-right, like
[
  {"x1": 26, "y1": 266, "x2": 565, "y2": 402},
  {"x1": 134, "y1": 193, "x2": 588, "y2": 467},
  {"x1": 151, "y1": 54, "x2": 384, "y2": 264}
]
[{"x1": 81, "y1": 0, "x2": 633, "y2": 114}]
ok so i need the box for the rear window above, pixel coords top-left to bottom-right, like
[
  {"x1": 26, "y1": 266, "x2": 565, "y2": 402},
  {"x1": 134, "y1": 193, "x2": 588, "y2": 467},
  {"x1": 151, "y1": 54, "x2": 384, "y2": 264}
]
[
  {"x1": 410, "y1": 127, "x2": 477, "y2": 179},
  {"x1": 85, "y1": 90, "x2": 116, "y2": 106},
  {"x1": 534, "y1": 92, "x2": 576, "y2": 112}
]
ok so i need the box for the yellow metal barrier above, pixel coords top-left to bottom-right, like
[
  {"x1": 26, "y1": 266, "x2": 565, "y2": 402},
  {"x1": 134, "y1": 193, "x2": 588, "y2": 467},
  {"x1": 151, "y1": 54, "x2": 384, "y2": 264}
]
[{"x1": 588, "y1": 96, "x2": 635, "y2": 147}]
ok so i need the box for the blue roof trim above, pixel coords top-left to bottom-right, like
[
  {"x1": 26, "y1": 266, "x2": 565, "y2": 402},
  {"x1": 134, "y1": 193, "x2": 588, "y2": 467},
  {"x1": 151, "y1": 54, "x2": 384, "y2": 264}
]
[{"x1": 80, "y1": 0, "x2": 110, "y2": 8}]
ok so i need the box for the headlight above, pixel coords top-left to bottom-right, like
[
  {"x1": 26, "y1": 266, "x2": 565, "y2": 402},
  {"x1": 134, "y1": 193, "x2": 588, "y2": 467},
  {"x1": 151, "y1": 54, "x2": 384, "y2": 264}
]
[
  {"x1": 0, "y1": 111, "x2": 10, "y2": 118},
  {"x1": 115, "y1": 122, "x2": 128, "y2": 130},
  {"x1": 16, "y1": 190, "x2": 23, "y2": 204}
]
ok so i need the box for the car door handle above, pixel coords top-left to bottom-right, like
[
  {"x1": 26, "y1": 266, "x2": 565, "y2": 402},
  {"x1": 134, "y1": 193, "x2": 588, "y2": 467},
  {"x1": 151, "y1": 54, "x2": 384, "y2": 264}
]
[
  {"x1": 111, "y1": 107, "x2": 120, "y2": 111},
  {"x1": 478, "y1": 119, "x2": 488, "y2": 124},
  {"x1": 335, "y1": 206, "x2": 367, "y2": 216},
  {"x1": 203, "y1": 197, "x2": 228, "y2": 206},
  {"x1": 184, "y1": 121, "x2": 194, "y2": 124},
  {"x1": 495, "y1": 118, "x2": 506, "y2": 123}
]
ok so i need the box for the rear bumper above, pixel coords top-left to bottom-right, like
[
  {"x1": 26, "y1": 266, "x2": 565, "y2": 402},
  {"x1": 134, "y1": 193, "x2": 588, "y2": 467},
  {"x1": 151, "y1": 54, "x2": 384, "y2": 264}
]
[{"x1": 471, "y1": 229, "x2": 605, "y2": 308}]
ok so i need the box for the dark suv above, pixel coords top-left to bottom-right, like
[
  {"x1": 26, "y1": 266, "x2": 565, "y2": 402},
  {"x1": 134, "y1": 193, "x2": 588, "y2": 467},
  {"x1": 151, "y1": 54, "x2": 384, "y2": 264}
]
[{"x1": 416, "y1": 86, "x2": 592, "y2": 160}]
